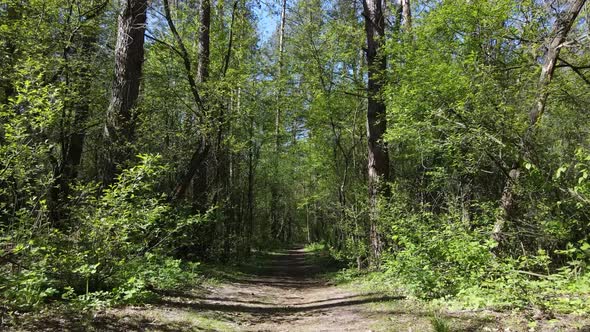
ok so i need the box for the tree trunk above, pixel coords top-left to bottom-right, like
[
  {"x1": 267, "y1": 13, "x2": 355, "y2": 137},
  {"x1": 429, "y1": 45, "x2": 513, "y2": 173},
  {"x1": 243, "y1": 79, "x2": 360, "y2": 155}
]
[
  {"x1": 0, "y1": 5, "x2": 19, "y2": 105},
  {"x1": 362, "y1": 0, "x2": 390, "y2": 265},
  {"x1": 247, "y1": 108, "x2": 255, "y2": 250},
  {"x1": 162, "y1": 0, "x2": 208, "y2": 203},
  {"x1": 197, "y1": 0, "x2": 210, "y2": 83},
  {"x1": 103, "y1": 0, "x2": 147, "y2": 183},
  {"x1": 48, "y1": 20, "x2": 99, "y2": 224},
  {"x1": 401, "y1": 0, "x2": 411, "y2": 31},
  {"x1": 492, "y1": 165, "x2": 520, "y2": 243},
  {"x1": 172, "y1": 138, "x2": 209, "y2": 201},
  {"x1": 190, "y1": 0, "x2": 211, "y2": 211},
  {"x1": 271, "y1": 0, "x2": 287, "y2": 240}
]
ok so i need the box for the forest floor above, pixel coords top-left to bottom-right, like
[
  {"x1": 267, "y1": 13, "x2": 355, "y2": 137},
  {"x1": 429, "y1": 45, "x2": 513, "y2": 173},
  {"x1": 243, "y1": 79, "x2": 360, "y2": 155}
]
[{"x1": 9, "y1": 247, "x2": 590, "y2": 331}]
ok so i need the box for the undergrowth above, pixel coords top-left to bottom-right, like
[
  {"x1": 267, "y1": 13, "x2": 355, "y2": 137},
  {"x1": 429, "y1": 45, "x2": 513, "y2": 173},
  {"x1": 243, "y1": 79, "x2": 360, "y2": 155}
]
[
  {"x1": 328, "y1": 244, "x2": 590, "y2": 316},
  {"x1": 0, "y1": 155, "x2": 207, "y2": 326}
]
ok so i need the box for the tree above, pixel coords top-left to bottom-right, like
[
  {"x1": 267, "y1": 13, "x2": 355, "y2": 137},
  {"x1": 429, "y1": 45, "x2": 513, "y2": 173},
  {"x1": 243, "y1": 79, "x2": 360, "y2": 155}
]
[
  {"x1": 103, "y1": 0, "x2": 148, "y2": 182},
  {"x1": 191, "y1": 0, "x2": 211, "y2": 211},
  {"x1": 268, "y1": 0, "x2": 289, "y2": 241},
  {"x1": 492, "y1": 0, "x2": 587, "y2": 244},
  {"x1": 162, "y1": 0, "x2": 208, "y2": 201},
  {"x1": 362, "y1": 0, "x2": 389, "y2": 263}
]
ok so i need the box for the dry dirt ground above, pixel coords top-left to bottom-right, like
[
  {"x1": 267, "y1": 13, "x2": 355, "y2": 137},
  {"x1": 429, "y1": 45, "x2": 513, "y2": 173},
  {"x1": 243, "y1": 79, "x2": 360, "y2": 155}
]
[
  {"x1": 98, "y1": 248, "x2": 406, "y2": 332},
  {"x1": 9, "y1": 248, "x2": 590, "y2": 331}
]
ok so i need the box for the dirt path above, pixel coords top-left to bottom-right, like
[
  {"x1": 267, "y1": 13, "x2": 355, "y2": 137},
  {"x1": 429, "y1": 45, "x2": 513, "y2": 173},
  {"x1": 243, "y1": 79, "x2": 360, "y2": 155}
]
[
  {"x1": 15, "y1": 248, "x2": 587, "y2": 331},
  {"x1": 189, "y1": 248, "x2": 398, "y2": 331},
  {"x1": 95, "y1": 248, "x2": 402, "y2": 331}
]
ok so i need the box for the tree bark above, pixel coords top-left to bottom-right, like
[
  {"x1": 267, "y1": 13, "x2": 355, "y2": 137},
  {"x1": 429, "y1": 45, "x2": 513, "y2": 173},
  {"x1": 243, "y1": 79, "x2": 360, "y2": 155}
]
[
  {"x1": 47, "y1": 0, "x2": 108, "y2": 223},
  {"x1": 492, "y1": 165, "x2": 520, "y2": 243},
  {"x1": 247, "y1": 104, "x2": 255, "y2": 251},
  {"x1": 172, "y1": 138, "x2": 209, "y2": 201},
  {"x1": 197, "y1": 0, "x2": 211, "y2": 83},
  {"x1": 0, "y1": 4, "x2": 19, "y2": 106},
  {"x1": 363, "y1": 0, "x2": 389, "y2": 264},
  {"x1": 401, "y1": 0, "x2": 411, "y2": 31},
  {"x1": 103, "y1": 0, "x2": 147, "y2": 183}
]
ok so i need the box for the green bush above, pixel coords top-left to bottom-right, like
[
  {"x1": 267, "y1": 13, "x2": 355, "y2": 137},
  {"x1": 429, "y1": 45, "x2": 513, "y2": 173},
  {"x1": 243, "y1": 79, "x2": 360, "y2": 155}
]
[
  {"x1": 383, "y1": 209, "x2": 494, "y2": 299},
  {"x1": 0, "y1": 154, "x2": 204, "y2": 310}
]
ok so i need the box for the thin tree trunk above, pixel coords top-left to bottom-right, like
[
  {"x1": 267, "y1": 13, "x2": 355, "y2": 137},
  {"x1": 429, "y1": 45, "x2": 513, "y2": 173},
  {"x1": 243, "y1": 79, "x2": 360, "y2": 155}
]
[
  {"x1": 172, "y1": 138, "x2": 209, "y2": 201},
  {"x1": 103, "y1": 0, "x2": 147, "y2": 183},
  {"x1": 362, "y1": 0, "x2": 390, "y2": 265},
  {"x1": 271, "y1": 0, "x2": 287, "y2": 240},
  {"x1": 162, "y1": 0, "x2": 208, "y2": 202},
  {"x1": 49, "y1": 22, "x2": 99, "y2": 224},
  {"x1": 1, "y1": 5, "x2": 19, "y2": 106},
  {"x1": 247, "y1": 106, "x2": 255, "y2": 250}
]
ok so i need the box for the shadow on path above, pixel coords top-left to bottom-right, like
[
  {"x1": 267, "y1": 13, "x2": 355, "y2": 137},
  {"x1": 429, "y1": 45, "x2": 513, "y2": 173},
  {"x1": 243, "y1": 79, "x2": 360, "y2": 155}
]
[
  {"x1": 159, "y1": 294, "x2": 404, "y2": 316},
  {"x1": 157, "y1": 247, "x2": 405, "y2": 321}
]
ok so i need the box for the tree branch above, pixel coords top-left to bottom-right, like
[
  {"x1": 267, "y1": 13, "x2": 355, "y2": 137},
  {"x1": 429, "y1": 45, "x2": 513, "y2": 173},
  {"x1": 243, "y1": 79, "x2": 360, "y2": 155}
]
[
  {"x1": 145, "y1": 33, "x2": 183, "y2": 58},
  {"x1": 222, "y1": 1, "x2": 239, "y2": 78},
  {"x1": 162, "y1": 0, "x2": 206, "y2": 114},
  {"x1": 557, "y1": 56, "x2": 590, "y2": 86}
]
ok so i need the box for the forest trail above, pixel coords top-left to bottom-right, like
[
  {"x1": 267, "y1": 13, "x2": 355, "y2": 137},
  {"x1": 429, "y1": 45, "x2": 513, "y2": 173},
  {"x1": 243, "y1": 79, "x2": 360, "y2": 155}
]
[
  {"x1": 189, "y1": 248, "x2": 399, "y2": 331},
  {"x1": 94, "y1": 248, "x2": 405, "y2": 331},
  {"x1": 17, "y1": 249, "x2": 589, "y2": 331}
]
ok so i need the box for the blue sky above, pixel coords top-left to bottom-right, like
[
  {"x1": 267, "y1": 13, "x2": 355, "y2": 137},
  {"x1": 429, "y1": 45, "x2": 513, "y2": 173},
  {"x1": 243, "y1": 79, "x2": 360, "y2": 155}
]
[{"x1": 253, "y1": 0, "x2": 280, "y2": 44}]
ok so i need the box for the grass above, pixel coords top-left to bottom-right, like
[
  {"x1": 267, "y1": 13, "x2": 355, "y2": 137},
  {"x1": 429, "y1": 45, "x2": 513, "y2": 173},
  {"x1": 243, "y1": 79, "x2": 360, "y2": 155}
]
[
  {"x1": 303, "y1": 242, "x2": 327, "y2": 253},
  {"x1": 430, "y1": 312, "x2": 452, "y2": 332},
  {"x1": 325, "y1": 265, "x2": 590, "y2": 331}
]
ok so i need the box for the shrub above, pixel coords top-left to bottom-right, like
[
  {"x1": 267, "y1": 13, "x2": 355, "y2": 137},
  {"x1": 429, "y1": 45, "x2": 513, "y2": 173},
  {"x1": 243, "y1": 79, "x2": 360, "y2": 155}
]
[{"x1": 0, "y1": 154, "x2": 205, "y2": 310}]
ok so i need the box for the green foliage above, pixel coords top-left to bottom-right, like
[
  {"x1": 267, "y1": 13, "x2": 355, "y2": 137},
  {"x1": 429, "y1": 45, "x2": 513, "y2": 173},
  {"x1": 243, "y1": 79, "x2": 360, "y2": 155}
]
[
  {"x1": 303, "y1": 242, "x2": 327, "y2": 253},
  {"x1": 453, "y1": 259, "x2": 590, "y2": 314},
  {"x1": 2, "y1": 0, "x2": 590, "y2": 322},
  {"x1": 0, "y1": 155, "x2": 204, "y2": 310},
  {"x1": 381, "y1": 204, "x2": 495, "y2": 298}
]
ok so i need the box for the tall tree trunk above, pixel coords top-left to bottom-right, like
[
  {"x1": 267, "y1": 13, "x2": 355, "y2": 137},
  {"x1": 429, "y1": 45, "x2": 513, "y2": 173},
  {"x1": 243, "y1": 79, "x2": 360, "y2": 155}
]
[
  {"x1": 0, "y1": 4, "x2": 19, "y2": 106},
  {"x1": 197, "y1": 0, "x2": 211, "y2": 83},
  {"x1": 49, "y1": 18, "x2": 100, "y2": 224},
  {"x1": 172, "y1": 138, "x2": 209, "y2": 200},
  {"x1": 247, "y1": 106, "x2": 255, "y2": 251},
  {"x1": 190, "y1": 0, "x2": 211, "y2": 211},
  {"x1": 271, "y1": 0, "x2": 287, "y2": 240},
  {"x1": 363, "y1": 0, "x2": 389, "y2": 265},
  {"x1": 103, "y1": 0, "x2": 147, "y2": 183},
  {"x1": 63, "y1": 34, "x2": 96, "y2": 187},
  {"x1": 529, "y1": 0, "x2": 586, "y2": 126},
  {"x1": 492, "y1": 0, "x2": 586, "y2": 244}
]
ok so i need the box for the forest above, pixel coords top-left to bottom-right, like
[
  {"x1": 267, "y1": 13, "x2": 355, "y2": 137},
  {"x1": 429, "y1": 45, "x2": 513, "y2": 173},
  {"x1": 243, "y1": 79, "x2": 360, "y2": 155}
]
[{"x1": 1, "y1": 0, "x2": 590, "y2": 330}]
